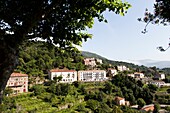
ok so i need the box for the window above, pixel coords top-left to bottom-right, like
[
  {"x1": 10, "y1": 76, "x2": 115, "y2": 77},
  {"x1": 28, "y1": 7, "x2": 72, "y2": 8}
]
[
  {"x1": 72, "y1": 74, "x2": 75, "y2": 78},
  {"x1": 67, "y1": 74, "x2": 70, "y2": 78}
]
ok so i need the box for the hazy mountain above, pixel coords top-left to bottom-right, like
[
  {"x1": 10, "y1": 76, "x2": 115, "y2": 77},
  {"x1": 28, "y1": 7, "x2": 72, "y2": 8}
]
[
  {"x1": 127, "y1": 59, "x2": 170, "y2": 69},
  {"x1": 81, "y1": 51, "x2": 170, "y2": 69},
  {"x1": 81, "y1": 51, "x2": 148, "y2": 70}
]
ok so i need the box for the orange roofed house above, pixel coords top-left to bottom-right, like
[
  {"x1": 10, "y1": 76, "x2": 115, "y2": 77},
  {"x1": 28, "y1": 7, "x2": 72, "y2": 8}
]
[
  {"x1": 6, "y1": 72, "x2": 28, "y2": 94},
  {"x1": 115, "y1": 96, "x2": 130, "y2": 106},
  {"x1": 141, "y1": 104, "x2": 154, "y2": 112},
  {"x1": 49, "y1": 69, "x2": 77, "y2": 83}
]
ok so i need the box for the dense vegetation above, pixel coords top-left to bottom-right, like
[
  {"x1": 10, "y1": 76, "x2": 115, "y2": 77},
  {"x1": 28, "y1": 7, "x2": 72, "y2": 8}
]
[
  {"x1": 15, "y1": 41, "x2": 85, "y2": 83},
  {"x1": 0, "y1": 0, "x2": 131, "y2": 103},
  {"x1": 1, "y1": 43, "x2": 170, "y2": 112},
  {"x1": 1, "y1": 73, "x2": 157, "y2": 113}
]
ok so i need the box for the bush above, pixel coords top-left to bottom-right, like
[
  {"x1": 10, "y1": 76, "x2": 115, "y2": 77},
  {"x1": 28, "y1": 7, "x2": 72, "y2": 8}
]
[{"x1": 86, "y1": 99, "x2": 100, "y2": 111}]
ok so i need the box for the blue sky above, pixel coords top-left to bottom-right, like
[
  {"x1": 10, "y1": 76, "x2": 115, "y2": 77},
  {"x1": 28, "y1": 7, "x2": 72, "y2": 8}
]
[{"x1": 81, "y1": 0, "x2": 170, "y2": 62}]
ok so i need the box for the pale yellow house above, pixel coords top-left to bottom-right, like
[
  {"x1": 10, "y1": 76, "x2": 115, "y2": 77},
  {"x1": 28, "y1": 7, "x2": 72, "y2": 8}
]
[{"x1": 6, "y1": 72, "x2": 28, "y2": 94}]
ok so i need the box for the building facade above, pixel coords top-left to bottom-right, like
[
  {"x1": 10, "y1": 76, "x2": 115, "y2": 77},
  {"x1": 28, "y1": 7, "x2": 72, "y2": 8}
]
[
  {"x1": 78, "y1": 70, "x2": 107, "y2": 81},
  {"x1": 117, "y1": 65, "x2": 129, "y2": 71},
  {"x1": 108, "y1": 68, "x2": 118, "y2": 77},
  {"x1": 96, "y1": 58, "x2": 103, "y2": 64},
  {"x1": 115, "y1": 96, "x2": 125, "y2": 105},
  {"x1": 83, "y1": 58, "x2": 97, "y2": 67},
  {"x1": 49, "y1": 69, "x2": 77, "y2": 83},
  {"x1": 154, "y1": 73, "x2": 165, "y2": 80},
  {"x1": 134, "y1": 72, "x2": 145, "y2": 78},
  {"x1": 149, "y1": 80, "x2": 166, "y2": 87},
  {"x1": 6, "y1": 72, "x2": 28, "y2": 94}
]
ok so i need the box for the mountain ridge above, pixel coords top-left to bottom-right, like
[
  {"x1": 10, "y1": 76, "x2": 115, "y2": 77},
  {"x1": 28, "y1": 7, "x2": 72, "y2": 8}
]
[
  {"x1": 81, "y1": 51, "x2": 170, "y2": 69},
  {"x1": 81, "y1": 51, "x2": 148, "y2": 70}
]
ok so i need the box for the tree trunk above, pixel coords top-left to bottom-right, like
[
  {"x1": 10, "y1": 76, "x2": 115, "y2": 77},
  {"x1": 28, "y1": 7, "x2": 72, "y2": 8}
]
[{"x1": 0, "y1": 41, "x2": 18, "y2": 104}]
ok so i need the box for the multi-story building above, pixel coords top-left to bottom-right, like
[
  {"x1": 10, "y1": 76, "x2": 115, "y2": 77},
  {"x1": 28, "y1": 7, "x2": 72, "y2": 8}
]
[
  {"x1": 108, "y1": 68, "x2": 118, "y2": 77},
  {"x1": 134, "y1": 72, "x2": 145, "y2": 78},
  {"x1": 49, "y1": 68, "x2": 77, "y2": 83},
  {"x1": 115, "y1": 96, "x2": 125, "y2": 105},
  {"x1": 149, "y1": 80, "x2": 166, "y2": 87},
  {"x1": 117, "y1": 65, "x2": 129, "y2": 72},
  {"x1": 83, "y1": 58, "x2": 97, "y2": 67},
  {"x1": 78, "y1": 70, "x2": 107, "y2": 82},
  {"x1": 153, "y1": 73, "x2": 165, "y2": 80},
  {"x1": 115, "y1": 96, "x2": 130, "y2": 106},
  {"x1": 6, "y1": 72, "x2": 28, "y2": 94},
  {"x1": 96, "y1": 58, "x2": 103, "y2": 64},
  {"x1": 127, "y1": 74, "x2": 135, "y2": 78}
]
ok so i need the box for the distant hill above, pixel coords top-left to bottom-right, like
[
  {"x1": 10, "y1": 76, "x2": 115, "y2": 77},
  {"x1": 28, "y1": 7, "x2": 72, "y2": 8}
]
[
  {"x1": 82, "y1": 51, "x2": 170, "y2": 69},
  {"x1": 81, "y1": 51, "x2": 148, "y2": 70},
  {"x1": 127, "y1": 59, "x2": 170, "y2": 69},
  {"x1": 81, "y1": 51, "x2": 107, "y2": 60}
]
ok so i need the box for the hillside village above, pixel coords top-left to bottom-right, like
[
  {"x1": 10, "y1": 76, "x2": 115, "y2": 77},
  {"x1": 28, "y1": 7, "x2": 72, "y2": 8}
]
[
  {"x1": 5, "y1": 57, "x2": 170, "y2": 112},
  {"x1": 6, "y1": 57, "x2": 164, "y2": 93}
]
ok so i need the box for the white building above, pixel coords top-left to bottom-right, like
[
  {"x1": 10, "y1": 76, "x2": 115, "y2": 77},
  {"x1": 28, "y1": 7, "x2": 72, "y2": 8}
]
[
  {"x1": 96, "y1": 58, "x2": 103, "y2": 64},
  {"x1": 108, "y1": 68, "x2": 118, "y2": 77},
  {"x1": 49, "y1": 69, "x2": 77, "y2": 83},
  {"x1": 154, "y1": 73, "x2": 165, "y2": 80},
  {"x1": 127, "y1": 74, "x2": 135, "y2": 78},
  {"x1": 117, "y1": 65, "x2": 129, "y2": 71},
  {"x1": 115, "y1": 96, "x2": 129, "y2": 106},
  {"x1": 78, "y1": 70, "x2": 107, "y2": 82},
  {"x1": 134, "y1": 72, "x2": 145, "y2": 78},
  {"x1": 83, "y1": 58, "x2": 96, "y2": 67},
  {"x1": 6, "y1": 72, "x2": 28, "y2": 94},
  {"x1": 115, "y1": 96, "x2": 125, "y2": 105},
  {"x1": 149, "y1": 80, "x2": 165, "y2": 87}
]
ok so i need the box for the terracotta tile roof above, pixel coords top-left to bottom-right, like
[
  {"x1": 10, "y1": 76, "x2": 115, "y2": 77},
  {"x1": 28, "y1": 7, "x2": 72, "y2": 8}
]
[
  {"x1": 108, "y1": 68, "x2": 115, "y2": 70},
  {"x1": 78, "y1": 70, "x2": 105, "y2": 72},
  {"x1": 134, "y1": 72, "x2": 143, "y2": 74},
  {"x1": 50, "y1": 69, "x2": 76, "y2": 72},
  {"x1": 115, "y1": 96, "x2": 125, "y2": 100},
  {"x1": 11, "y1": 72, "x2": 28, "y2": 77},
  {"x1": 141, "y1": 104, "x2": 154, "y2": 111}
]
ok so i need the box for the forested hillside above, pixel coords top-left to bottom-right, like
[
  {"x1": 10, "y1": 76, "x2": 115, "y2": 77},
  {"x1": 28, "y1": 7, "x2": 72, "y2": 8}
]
[
  {"x1": 16, "y1": 44, "x2": 169, "y2": 80},
  {"x1": 1, "y1": 74, "x2": 153, "y2": 113},
  {"x1": 1, "y1": 43, "x2": 170, "y2": 112},
  {"x1": 16, "y1": 41, "x2": 85, "y2": 79},
  {"x1": 82, "y1": 51, "x2": 148, "y2": 71}
]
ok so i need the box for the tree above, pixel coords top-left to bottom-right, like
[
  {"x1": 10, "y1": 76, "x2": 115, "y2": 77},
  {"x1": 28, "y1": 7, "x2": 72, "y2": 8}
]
[
  {"x1": 31, "y1": 84, "x2": 45, "y2": 96},
  {"x1": 103, "y1": 81, "x2": 113, "y2": 94},
  {"x1": 167, "y1": 88, "x2": 170, "y2": 93},
  {"x1": 137, "y1": 98, "x2": 146, "y2": 109},
  {"x1": 139, "y1": 0, "x2": 170, "y2": 51},
  {"x1": 86, "y1": 99, "x2": 100, "y2": 111},
  {"x1": 3, "y1": 88, "x2": 13, "y2": 96},
  {"x1": 53, "y1": 76, "x2": 62, "y2": 83},
  {"x1": 153, "y1": 103, "x2": 160, "y2": 113},
  {"x1": 0, "y1": 0, "x2": 131, "y2": 103},
  {"x1": 165, "y1": 106, "x2": 170, "y2": 112},
  {"x1": 111, "y1": 105, "x2": 123, "y2": 113},
  {"x1": 147, "y1": 84, "x2": 158, "y2": 93}
]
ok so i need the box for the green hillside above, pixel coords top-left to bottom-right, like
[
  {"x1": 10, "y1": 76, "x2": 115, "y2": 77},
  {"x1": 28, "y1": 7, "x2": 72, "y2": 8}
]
[
  {"x1": 81, "y1": 51, "x2": 106, "y2": 60},
  {"x1": 81, "y1": 51, "x2": 148, "y2": 71}
]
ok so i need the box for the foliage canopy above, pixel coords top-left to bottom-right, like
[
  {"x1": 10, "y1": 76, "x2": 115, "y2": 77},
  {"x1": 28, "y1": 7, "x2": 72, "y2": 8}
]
[{"x1": 0, "y1": 0, "x2": 131, "y2": 103}]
